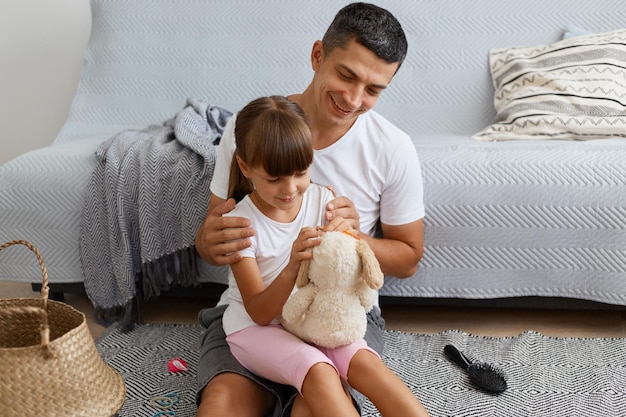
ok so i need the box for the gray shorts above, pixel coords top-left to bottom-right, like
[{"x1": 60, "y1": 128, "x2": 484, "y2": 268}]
[{"x1": 196, "y1": 303, "x2": 386, "y2": 416}]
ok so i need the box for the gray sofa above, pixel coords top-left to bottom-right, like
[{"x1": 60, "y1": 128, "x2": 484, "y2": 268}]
[{"x1": 2, "y1": 0, "x2": 626, "y2": 308}]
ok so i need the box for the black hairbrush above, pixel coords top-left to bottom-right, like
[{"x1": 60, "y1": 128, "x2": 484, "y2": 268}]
[{"x1": 444, "y1": 344, "x2": 508, "y2": 394}]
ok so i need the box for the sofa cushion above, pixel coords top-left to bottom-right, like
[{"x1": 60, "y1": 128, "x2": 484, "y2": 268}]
[{"x1": 473, "y1": 29, "x2": 626, "y2": 141}]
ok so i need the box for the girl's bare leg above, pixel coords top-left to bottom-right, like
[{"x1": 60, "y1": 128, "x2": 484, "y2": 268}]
[
  {"x1": 347, "y1": 350, "x2": 431, "y2": 417},
  {"x1": 300, "y1": 362, "x2": 360, "y2": 417},
  {"x1": 290, "y1": 395, "x2": 313, "y2": 417}
]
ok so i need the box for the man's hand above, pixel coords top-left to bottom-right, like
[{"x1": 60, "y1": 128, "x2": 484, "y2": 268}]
[
  {"x1": 323, "y1": 192, "x2": 360, "y2": 233},
  {"x1": 194, "y1": 196, "x2": 255, "y2": 266}
]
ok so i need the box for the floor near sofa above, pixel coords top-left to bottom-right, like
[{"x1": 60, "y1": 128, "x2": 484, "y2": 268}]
[
  {"x1": 142, "y1": 296, "x2": 626, "y2": 339},
  {"x1": 2, "y1": 281, "x2": 625, "y2": 340}
]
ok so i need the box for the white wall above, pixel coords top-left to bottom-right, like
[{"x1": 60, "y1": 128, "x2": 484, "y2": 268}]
[{"x1": 0, "y1": 0, "x2": 91, "y2": 165}]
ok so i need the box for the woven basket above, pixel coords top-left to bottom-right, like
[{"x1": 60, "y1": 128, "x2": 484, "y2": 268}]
[{"x1": 0, "y1": 240, "x2": 125, "y2": 417}]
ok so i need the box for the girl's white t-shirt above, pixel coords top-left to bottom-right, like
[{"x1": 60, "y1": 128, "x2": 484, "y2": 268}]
[{"x1": 222, "y1": 183, "x2": 334, "y2": 335}]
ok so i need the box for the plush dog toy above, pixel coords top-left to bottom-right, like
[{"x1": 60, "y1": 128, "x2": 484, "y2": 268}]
[{"x1": 281, "y1": 230, "x2": 384, "y2": 348}]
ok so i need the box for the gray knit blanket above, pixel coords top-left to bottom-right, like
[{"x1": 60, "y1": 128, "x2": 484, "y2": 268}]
[{"x1": 80, "y1": 99, "x2": 232, "y2": 329}]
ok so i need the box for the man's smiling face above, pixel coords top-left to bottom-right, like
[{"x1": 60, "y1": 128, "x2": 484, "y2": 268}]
[{"x1": 310, "y1": 38, "x2": 399, "y2": 131}]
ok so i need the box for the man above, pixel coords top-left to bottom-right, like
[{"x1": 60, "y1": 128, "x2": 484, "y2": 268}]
[{"x1": 195, "y1": 3, "x2": 426, "y2": 417}]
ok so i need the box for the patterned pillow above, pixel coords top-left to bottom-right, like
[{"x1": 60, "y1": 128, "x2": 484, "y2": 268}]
[{"x1": 473, "y1": 29, "x2": 626, "y2": 141}]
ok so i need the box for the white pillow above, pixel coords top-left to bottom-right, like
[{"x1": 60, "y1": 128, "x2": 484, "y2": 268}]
[{"x1": 473, "y1": 29, "x2": 626, "y2": 141}]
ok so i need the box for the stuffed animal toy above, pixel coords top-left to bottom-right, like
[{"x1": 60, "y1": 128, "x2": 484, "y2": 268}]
[{"x1": 281, "y1": 230, "x2": 384, "y2": 349}]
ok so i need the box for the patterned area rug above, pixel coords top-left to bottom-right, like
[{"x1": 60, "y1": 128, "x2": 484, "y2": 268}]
[{"x1": 96, "y1": 324, "x2": 626, "y2": 416}]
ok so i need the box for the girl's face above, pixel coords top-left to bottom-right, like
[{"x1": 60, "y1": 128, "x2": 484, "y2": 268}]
[{"x1": 237, "y1": 157, "x2": 311, "y2": 222}]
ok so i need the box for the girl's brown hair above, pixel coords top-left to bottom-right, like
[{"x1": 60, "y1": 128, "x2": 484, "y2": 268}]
[{"x1": 228, "y1": 96, "x2": 313, "y2": 202}]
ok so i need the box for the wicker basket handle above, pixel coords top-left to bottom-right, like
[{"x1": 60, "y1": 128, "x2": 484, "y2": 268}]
[
  {"x1": 0, "y1": 305, "x2": 53, "y2": 357},
  {"x1": 0, "y1": 240, "x2": 49, "y2": 308}
]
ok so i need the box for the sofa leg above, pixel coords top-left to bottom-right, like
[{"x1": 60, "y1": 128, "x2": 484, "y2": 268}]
[
  {"x1": 30, "y1": 283, "x2": 65, "y2": 302},
  {"x1": 49, "y1": 291, "x2": 65, "y2": 302}
]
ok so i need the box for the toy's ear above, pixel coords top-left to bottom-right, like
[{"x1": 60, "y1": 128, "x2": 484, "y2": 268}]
[
  {"x1": 295, "y1": 248, "x2": 313, "y2": 288},
  {"x1": 356, "y1": 240, "x2": 384, "y2": 289}
]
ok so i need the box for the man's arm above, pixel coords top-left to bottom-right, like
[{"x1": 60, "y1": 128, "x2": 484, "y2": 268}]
[
  {"x1": 359, "y1": 219, "x2": 424, "y2": 278},
  {"x1": 323, "y1": 196, "x2": 424, "y2": 278},
  {"x1": 194, "y1": 193, "x2": 255, "y2": 266}
]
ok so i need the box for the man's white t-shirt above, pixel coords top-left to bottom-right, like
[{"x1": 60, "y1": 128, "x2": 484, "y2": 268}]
[
  {"x1": 222, "y1": 183, "x2": 334, "y2": 335},
  {"x1": 211, "y1": 110, "x2": 425, "y2": 236}
]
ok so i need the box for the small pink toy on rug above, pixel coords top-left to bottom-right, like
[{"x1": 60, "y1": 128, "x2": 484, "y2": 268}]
[{"x1": 167, "y1": 358, "x2": 188, "y2": 372}]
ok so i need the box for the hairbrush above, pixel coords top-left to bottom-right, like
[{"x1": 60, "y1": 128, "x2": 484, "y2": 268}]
[{"x1": 444, "y1": 344, "x2": 508, "y2": 394}]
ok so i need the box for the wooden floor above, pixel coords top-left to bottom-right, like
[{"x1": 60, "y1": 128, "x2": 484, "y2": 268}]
[{"x1": 2, "y1": 281, "x2": 626, "y2": 340}]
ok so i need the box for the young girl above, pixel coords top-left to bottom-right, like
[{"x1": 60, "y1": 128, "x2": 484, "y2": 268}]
[{"x1": 222, "y1": 95, "x2": 430, "y2": 417}]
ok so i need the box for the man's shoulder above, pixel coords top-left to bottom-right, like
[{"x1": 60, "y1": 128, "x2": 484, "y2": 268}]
[
  {"x1": 360, "y1": 110, "x2": 410, "y2": 139},
  {"x1": 306, "y1": 182, "x2": 335, "y2": 200},
  {"x1": 354, "y1": 112, "x2": 419, "y2": 165}
]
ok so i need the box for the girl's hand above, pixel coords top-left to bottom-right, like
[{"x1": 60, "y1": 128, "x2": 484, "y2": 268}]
[{"x1": 285, "y1": 227, "x2": 323, "y2": 277}]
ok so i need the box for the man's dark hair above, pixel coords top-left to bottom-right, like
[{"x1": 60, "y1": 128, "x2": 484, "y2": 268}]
[{"x1": 322, "y1": 2, "x2": 408, "y2": 68}]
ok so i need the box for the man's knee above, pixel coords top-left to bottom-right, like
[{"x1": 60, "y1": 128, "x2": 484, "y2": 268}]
[{"x1": 196, "y1": 372, "x2": 274, "y2": 417}]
